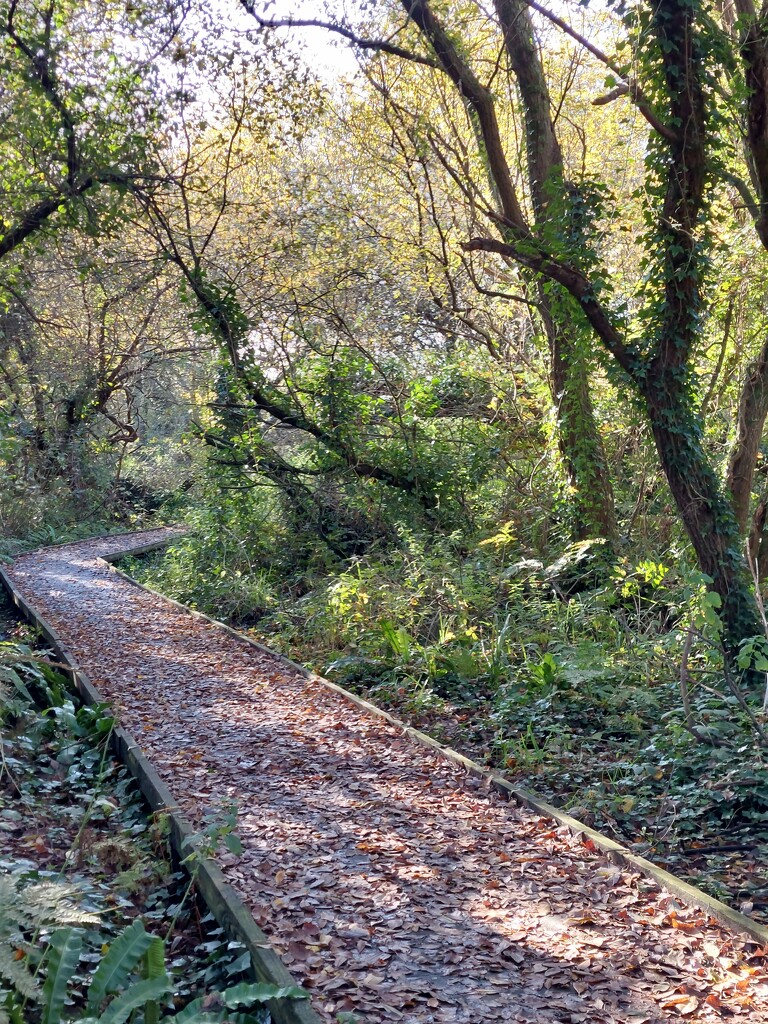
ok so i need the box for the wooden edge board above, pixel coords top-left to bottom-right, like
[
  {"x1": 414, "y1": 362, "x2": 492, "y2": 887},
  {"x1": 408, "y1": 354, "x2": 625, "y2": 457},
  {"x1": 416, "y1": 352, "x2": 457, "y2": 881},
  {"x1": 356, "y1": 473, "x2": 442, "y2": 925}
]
[
  {"x1": 101, "y1": 541, "x2": 768, "y2": 948},
  {"x1": 0, "y1": 562, "x2": 321, "y2": 1024},
  {"x1": 107, "y1": 535, "x2": 186, "y2": 559},
  {"x1": 0, "y1": 525, "x2": 184, "y2": 564}
]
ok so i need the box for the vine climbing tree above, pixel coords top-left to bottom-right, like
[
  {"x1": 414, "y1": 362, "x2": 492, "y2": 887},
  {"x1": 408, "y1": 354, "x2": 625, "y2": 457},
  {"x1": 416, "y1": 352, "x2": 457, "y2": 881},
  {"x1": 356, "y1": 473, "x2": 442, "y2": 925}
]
[{"x1": 243, "y1": 0, "x2": 768, "y2": 653}]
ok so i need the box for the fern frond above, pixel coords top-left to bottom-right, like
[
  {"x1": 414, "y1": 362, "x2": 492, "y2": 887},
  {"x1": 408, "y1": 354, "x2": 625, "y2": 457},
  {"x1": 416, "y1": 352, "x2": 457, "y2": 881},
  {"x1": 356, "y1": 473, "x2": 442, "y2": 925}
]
[
  {"x1": 20, "y1": 882, "x2": 99, "y2": 927},
  {"x1": 143, "y1": 936, "x2": 166, "y2": 1024},
  {"x1": 0, "y1": 872, "x2": 99, "y2": 1006},
  {"x1": 0, "y1": 945, "x2": 40, "y2": 1002},
  {"x1": 96, "y1": 975, "x2": 172, "y2": 1024},
  {"x1": 86, "y1": 920, "x2": 153, "y2": 1012}
]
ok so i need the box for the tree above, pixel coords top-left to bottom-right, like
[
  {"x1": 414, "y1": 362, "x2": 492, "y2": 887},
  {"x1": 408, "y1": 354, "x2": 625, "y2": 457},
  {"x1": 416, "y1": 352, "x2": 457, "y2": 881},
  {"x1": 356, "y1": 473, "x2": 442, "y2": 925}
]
[
  {"x1": 128, "y1": 50, "x2": 542, "y2": 549},
  {"x1": 0, "y1": 0, "x2": 220, "y2": 527},
  {"x1": 0, "y1": 232, "x2": 209, "y2": 507},
  {"x1": 242, "y1": 2, "x2": 617, "y2": 546},
  {"x1": 0, "y1": 0, "x2": 180, "y2": 270},
  {"x1": 244, "y1": 0, "x2": 768, "y2": 653}
]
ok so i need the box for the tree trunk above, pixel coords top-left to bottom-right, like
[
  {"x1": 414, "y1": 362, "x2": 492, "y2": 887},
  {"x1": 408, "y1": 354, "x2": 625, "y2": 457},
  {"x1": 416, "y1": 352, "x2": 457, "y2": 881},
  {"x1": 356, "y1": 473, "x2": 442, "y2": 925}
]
[
  {"x1": 646, "y1": 383, "x2": 760, "y2": 649},
  {"x1": 749, "y1": 494, "x2": 768, "y2": 580},
  {"x1": 727, "y1": 334, "x2": 768, "y2": 535},
  {"x1": 543, "y1": 301, "x2": 617, "y2": 540},
  {"x1": 494, "y1": 0, "x2": 616, "y2": 541}
]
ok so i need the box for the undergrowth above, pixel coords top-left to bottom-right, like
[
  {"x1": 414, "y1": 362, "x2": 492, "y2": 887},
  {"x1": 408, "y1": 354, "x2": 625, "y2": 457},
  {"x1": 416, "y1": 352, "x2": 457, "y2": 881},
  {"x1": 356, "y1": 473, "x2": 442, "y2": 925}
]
[
  {"x1": 128, "y1": 510, "x2": 768, "y2": 920},
  {"x1": 0, "y1": 604, "x2": 303, "y2": 1022}
]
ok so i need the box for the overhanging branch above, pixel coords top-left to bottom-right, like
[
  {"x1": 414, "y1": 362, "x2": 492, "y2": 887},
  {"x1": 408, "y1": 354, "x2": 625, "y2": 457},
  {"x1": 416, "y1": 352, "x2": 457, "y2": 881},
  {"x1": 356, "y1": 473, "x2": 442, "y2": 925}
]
[
  {"x1": 239, "y1": 3, "x2": 440, "y2": 68},
  {"x1": 521, "y1": 0, "x2": 678, "y2": 142},
  {"x1": 463, "y1": 235, "x2": 633, "y2": 373}
]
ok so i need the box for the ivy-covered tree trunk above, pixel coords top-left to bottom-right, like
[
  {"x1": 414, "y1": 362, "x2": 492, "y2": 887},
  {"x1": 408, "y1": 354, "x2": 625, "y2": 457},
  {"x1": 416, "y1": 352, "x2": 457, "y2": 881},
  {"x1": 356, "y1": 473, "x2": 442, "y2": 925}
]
[
  {"x1": 493, "y1": 0, "x2": 616, "y2": 542},
  {"x1": 544, "y1": 305, "x2": 616, "y2": 540},
  {"x1": 645, "y1": 379, "x2": 761, "y2": 646}
]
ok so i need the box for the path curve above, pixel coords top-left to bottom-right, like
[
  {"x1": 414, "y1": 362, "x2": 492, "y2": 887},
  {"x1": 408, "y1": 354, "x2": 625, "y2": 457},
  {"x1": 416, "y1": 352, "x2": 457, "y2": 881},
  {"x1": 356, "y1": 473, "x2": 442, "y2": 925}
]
[{"x1": 6, "y1": 531, "x2": 768, "y2": 1023}]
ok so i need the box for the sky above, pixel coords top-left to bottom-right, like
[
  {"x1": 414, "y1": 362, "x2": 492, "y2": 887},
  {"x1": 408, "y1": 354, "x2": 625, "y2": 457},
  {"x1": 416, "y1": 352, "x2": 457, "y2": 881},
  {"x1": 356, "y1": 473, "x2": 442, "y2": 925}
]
[{"x1": 219, "y1": 0, "x2": 361, "y2": 82}]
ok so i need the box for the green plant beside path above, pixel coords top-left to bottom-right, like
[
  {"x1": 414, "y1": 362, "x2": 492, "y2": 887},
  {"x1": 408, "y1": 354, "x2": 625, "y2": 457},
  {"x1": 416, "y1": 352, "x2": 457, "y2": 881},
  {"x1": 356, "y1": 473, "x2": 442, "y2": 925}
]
[
  {"x1": 129, "y1": 530, "x2": 768, "y2": 923},
  {"x1": 27, "y1": 919, "x2": 306, "y2": 1024},
  {"x1": 0, "y1": 612, "x2": 306, "y2": 1024}
]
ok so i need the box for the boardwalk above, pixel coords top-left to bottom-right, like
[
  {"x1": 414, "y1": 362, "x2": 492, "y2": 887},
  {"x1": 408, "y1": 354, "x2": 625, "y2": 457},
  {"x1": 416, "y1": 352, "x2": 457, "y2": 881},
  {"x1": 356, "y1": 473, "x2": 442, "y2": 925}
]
[{"x1": 5, "y1": 531, "x2": 768, "y2": 1023}]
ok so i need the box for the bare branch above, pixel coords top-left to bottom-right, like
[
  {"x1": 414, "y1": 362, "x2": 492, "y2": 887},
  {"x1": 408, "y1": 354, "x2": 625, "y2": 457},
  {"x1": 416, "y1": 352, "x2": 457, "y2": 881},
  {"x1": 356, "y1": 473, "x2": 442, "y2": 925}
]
[
  {"x1": 521, "y1": 0, "x2": 678, "y2": 142},
  {"x1": 463, "y1": 235, "x2": 632, "y2": 372},
  {"x1": 239, "y1": 3, "x2": 440, "y2": 68}
]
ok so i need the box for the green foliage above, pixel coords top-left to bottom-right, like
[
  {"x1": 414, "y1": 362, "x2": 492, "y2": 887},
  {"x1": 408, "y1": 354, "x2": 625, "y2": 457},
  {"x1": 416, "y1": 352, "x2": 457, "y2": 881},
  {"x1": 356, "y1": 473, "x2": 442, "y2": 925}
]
[
  {"x1": 2, "y1": 917, "x2": 305, "y2": 1024},
  {"x1": 180, "y1": 805, "x2": 243, "y2": 863},
  {"x1": 42, "y1": 930, "x2": 86, "y2": 1024},
  {"x1": 737, "y1": 635, "x2": 768, "y2": 673},
  {"x1": 120, "y1": 498, "x2": 282, "y2": 626},
  {"x1": 174, "y1": 982, "x2": 308, "y2": 1024},
  {"x1": 0, "y1": 874, "x2": 99, "y2": 1016},
  {"x1": 85, "y1": 920, "x2": 160, "y2": 1014},
  {"x1": 0, "y1": 635, "x2": 305, "y2": 1024}
]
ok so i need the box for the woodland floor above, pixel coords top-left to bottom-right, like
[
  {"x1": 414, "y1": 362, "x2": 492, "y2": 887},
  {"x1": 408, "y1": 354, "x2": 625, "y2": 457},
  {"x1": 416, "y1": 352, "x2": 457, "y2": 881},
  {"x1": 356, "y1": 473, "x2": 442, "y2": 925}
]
[{"x1": 5, "y1": 530, "x2": 768, "y2": 1024}]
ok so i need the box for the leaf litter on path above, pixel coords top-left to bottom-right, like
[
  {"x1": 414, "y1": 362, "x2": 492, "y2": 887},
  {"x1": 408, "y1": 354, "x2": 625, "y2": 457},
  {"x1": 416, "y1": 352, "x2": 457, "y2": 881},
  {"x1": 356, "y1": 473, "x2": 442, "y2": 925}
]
[{"x1": 5, "y1": 530, "x2": 768, "y2": 1023}]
